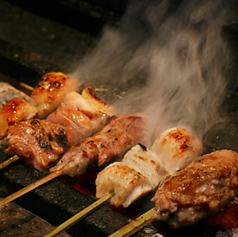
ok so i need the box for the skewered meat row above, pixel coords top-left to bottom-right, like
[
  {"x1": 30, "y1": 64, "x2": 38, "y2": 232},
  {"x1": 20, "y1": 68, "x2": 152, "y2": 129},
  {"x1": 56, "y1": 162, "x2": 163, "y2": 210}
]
[
  {"x1": 96, "y1": 127, "x2": 203, "y2": 208},
  {"x1": 0, "y1": 114, "x2": 147, "y2": 209},
  {"x1": 4, "y1": 86, "x2": 118, "y2": 171},
  {"x1": 151, "y1": 149, "x2": 238, "y2": 228},
  {"x1": 0, "y1": 72, "x2": 78, "y2": 140},
  {"x1": 51, "y1": 114, "x2": 147, "y2": 177}
]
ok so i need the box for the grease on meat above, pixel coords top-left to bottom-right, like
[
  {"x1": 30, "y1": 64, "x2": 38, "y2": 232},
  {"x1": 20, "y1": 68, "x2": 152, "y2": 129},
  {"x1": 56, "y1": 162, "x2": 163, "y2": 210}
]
[
  {"x1": 151, "y1": 127, "x2": 203, "y2": 174},
  {"x1": 0, "y1": 98, "x2": 38, "y2": 139},
  {"x1": 151, "y1": 149, "x2": 238, "y2": 228},
  {"x1": 5, "y1": 119, "x2": 65, "y2": 171},
  {"x1": 47, "y1": 86, "x2": 118, "y2": 146},
  {"x1": 96, "y1": 127, "x2": 203, "y2": 208},
  {"x1": 51, "y1": 114, "x2": 147, "y2": 176},
  {"x1": 31, "y1": 72, "x2": 78, "y2": 118}
]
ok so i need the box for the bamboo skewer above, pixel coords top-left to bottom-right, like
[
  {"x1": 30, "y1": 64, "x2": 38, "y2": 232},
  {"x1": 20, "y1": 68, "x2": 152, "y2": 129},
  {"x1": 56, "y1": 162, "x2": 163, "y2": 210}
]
[
  {"x1": 0, "y1": 80, "x2": 83, "y2": 171},
  {"x1": 109, "y1": 207, "x2": 156, "y2": 237},
  {"x1": 0, "y1": 155, "x2": 20, "y2": 170},
  {"x1": 19, "y1": 82, "x2": 34, "y2": 92},
  {"x1": 0, "y1": 170, "x2": 62, "y2": 207},
  {"x1": 44, "y1": 192, "x2": 114, "y2": 237}
]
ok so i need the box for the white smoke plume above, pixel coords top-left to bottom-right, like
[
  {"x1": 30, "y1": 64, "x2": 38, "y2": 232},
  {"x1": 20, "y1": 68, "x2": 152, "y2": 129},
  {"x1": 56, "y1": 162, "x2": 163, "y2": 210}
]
[{"x1": 73, "y1": 0, "x2": 236, "y2": 144}]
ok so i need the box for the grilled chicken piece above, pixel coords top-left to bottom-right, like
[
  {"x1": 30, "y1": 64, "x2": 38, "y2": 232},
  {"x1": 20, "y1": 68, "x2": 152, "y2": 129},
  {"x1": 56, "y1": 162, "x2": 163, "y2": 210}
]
[
  {"x1": 31, "y1": 72, "x2": 78, "y2": 118},
  {"x1": 151, "y1": 127, "x2": 203, "y2": 174},
  {"x1": 151, "y1": 149, "x2": 238, "y2": 228},
  {"x1": 47, "y1": 86, "x2": 118, "y2": 146},
  {"x1": 5, "y1": 119, "x2": 66, "y2": 171},
  {"x1": 96, "y1": 144, "x2": 162, "y2": 207},
  {"x1": 97, "y1": 162, "x2": 152, "y2": 207},
  {"x1": 96, "y1": 127, "x2": 203, "y2": 208},
  {"x1": 51, "y1": 114, "x2": 147, "y2": 177},
  {"x1": 4, "y1": 86, "x2": 117, "y2": 171},
  {"x1": 81, "y1": 86, "x2": 117, "y2": 117},
  {"x1": 0, "y1": 98, "x2": 38, "y2": 139}
]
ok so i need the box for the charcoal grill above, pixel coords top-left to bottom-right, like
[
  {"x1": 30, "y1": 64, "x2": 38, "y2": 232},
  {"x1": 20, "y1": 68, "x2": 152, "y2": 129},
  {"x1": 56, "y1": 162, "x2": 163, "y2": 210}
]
[{"x1": 1, "y1": 0, "x2": 238, "y2": 236}]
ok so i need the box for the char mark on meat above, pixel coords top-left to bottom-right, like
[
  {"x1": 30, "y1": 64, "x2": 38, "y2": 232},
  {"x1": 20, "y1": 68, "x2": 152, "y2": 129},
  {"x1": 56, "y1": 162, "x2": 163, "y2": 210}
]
[
  {"x1": 151, "y1": 149, "x2": 238, "y2": 228},
  {"x1": 51, "y1": 114, "x2": 147, "y2": 177},
  {"x1": 5, "y1": 119, "x2": 66, "y2": 171}
]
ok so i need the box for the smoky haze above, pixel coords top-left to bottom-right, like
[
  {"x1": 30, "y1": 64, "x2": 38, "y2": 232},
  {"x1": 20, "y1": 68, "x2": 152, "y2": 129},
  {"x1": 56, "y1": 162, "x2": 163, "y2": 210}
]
[{"x1": 73, "y1": 0, "x2": 235, "y2": 145}]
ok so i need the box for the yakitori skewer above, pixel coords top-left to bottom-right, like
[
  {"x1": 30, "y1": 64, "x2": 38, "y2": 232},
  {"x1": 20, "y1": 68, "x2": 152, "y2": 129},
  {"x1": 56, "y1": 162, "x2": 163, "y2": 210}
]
[
  {"x1": 4, "y1": 85, "x2": 118, "y2": 171},
  {"x1": 45, "y1": 127, "x2": 203, "y2": 236},
  {"x1": 0, "y1": 72, "x2": 79, "y2": 169},
  {"x1": 0, "y1": 155, "x2": 20, "y2": 170},
  {"x1": 109, "y1": 149, "x2": 238, "y2": 237},
  {"x1": 0, "y1": 114, "x2": 146, "y2": 207}
]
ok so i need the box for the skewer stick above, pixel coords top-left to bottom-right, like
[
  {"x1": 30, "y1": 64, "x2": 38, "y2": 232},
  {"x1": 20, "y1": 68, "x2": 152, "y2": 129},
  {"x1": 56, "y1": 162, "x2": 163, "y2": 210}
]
[
  {"x1": 19, "y1": 82, "x2": 34, "y2": 92},
  {"x1": 44, "y1": 192, "x2": 114, "y2": 237},
  {"x1": 0, "y1": 170, "x2": 62, "y2": 207},
  {"x1": 109, "y1": 207, "x2": 156, "y2": 237},
  {"x1": 0, "y1": 155, "x2": 20, "y2": 170}
]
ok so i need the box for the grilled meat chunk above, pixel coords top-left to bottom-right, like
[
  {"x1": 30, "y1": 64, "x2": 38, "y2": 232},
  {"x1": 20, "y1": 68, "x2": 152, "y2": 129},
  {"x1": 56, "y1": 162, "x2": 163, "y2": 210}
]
[
  {"x1": 31, "y1": 72, "x2": 78, "y2": 118},
  {"x1": 151, "y1": 127, "x2": 203, "y2": 174},
  {"x1": 5, "y1": 119, "x2": 65, "y2": 171},
  {"x1": 96, "y1": 127, "x2": 203, "y2": 208},
  {"x1": 96, "y1": 144, "x2": 161, "y2": 207},
  {"x1": 96, "y1": 162, "x2": 152, "y2": 207},
  {"x1": 151, "y1": 149, "x2": 238, "y2": 228},
  {"x1": 51, "y1": 114, "x2": 147, "y2": 176},
  {"x1": 0, "y1": 98, "x2": 38, "y2": 139},
  {"x1": 4, "y1": 85, "x2": 117, "y2": 171},
  {"x1": 47, "y1": 86, "x2": 117, "y2": 146}
]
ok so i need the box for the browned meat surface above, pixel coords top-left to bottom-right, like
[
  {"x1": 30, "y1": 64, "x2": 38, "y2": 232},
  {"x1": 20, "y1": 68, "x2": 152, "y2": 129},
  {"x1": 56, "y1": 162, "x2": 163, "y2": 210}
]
[
  {"x1": 4, "y1": 85, "x2": 118, "y2": 171},
  {"x1": 51, "y1": 114, "x2": 147, "y2": 177},
  {"x1": 96, "y1": 127, "x2": 203, "y2": 208},
  {"x1": 96, "y1": 162, "x2": 152, "y2": 207},
  {"x1": 4, "y1": 119, "x2": 66, "y2": 171},
  {"x1": 151, "y1": 149, "x2": 238, "y2": 228},
  {"x1": 31, "y1": 72, "x2": 78, "y2": 118},
  {"x1": 46, "y1": 86, "x2": 117, "y2": 147},
  {"x1": 47, "y1": 110, "x2": 94, "y2": 147},
  {"x1": 0, "y1": 97, "x2": 38, "y2": 139}
]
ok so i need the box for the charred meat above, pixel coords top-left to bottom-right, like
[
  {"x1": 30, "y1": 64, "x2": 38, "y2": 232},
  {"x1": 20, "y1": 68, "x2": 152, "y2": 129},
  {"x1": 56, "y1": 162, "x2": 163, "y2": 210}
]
[
  {"x1": 151, "y1": 149, "x2": 238, "y2": 228},
  {"x1": 51, "y1": 114, "x2": 147, "y2": 177},
  {"x1": 96, "y1": 127, "x2": 203, "y2": 208}
]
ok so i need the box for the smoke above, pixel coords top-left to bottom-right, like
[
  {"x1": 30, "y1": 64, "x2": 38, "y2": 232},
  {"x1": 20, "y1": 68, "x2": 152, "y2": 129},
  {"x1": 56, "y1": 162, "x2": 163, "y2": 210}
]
[{"x1": 73, "y1": 0, "x2": 236, "y2": 143}]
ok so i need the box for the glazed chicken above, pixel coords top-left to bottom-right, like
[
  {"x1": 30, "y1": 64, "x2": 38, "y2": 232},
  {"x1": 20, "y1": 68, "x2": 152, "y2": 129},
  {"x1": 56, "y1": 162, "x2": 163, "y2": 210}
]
[
  {"x1": 0, "y1": 98, "x2": 38, "y2": 139},
  {"x1": 0, "y1": 72, "x2": 79, "y2": 140},
  {"x1": 96, "y1": 127, "x2": 203, "y2": 207},
  {"x1": 151, "y1": 149, "x2": 238, "y2": 228},
  {"x1": 4, "y1": 87, "x2": 117, "y2": 171},
  {"x1": 47, "y1": 86, "x2": 117, "y2": 146},
  {"x1": 4, "y1": 119, "x2": 65, "y2": 171},
  {"x1": 51, "y1": 114, "x2": 147, "y2": 177},
  {"x1": 150, "y1": 127, "x2": 203, "y2": 174},
  {"x1": 30, "y1": 72, "x2": 78, "y2": 118}
]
